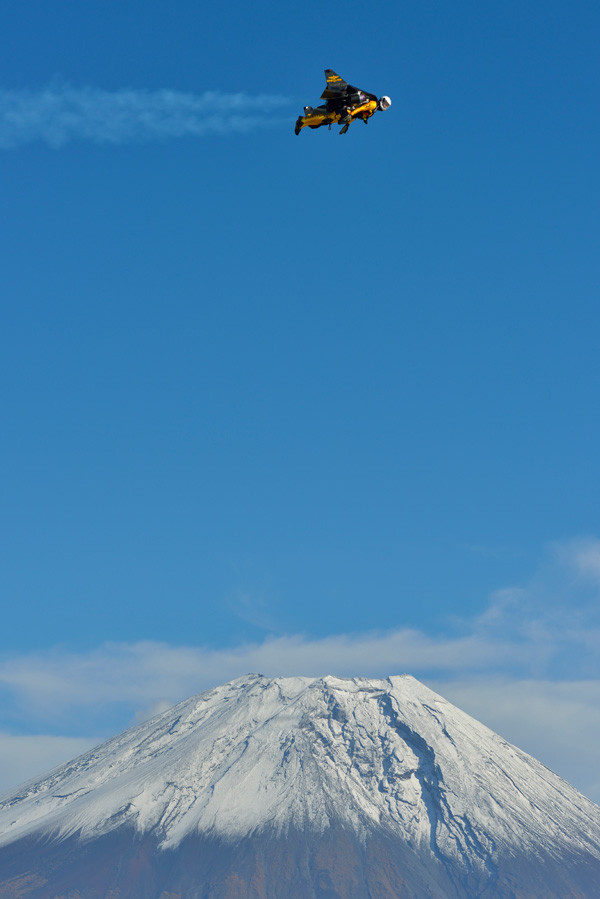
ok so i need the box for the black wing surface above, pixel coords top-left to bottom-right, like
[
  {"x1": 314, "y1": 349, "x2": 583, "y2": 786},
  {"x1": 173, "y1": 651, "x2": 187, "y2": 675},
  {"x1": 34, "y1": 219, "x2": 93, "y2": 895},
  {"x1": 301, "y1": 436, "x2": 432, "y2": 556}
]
[
  {"x1": 320, "y1": 69, "x2": 377, "y2": 103},
  {"x1": 320, "y1": 69, "x2": 350, "y2": 100}
]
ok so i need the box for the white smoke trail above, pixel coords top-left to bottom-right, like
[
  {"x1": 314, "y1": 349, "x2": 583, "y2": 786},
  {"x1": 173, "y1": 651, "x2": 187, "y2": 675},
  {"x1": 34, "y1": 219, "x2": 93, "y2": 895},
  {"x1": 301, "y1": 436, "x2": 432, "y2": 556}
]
[{"x1": 0, "y1": 83, "x2": 291, "y2": 148}]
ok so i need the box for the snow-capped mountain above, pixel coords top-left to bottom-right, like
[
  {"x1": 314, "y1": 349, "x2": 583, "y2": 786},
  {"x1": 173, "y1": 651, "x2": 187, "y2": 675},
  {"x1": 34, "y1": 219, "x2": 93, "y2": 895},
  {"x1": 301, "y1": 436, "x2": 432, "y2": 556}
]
[{"x1": 0, "y1": 674, "x2": 599, "y2": 898}]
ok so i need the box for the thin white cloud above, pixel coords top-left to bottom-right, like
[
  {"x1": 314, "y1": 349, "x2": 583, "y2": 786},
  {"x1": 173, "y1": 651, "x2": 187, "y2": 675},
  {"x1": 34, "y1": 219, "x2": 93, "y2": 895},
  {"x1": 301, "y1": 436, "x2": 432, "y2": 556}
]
[
  {"x1": 227, "y1": 590, "x2": 281, "y2": 632},
  {"x1": 1, "y1": 538, "x2": 600, "y2": 801},
  {"x1": 559, "y1": 537, "x2": 600, "y2": 584},
  {"x1": 0, "y1": 629, "x2": 541, "y2": 722},
  {"x1": 0, "y1": 83, "x2": 290, "y2": 148},
  {"x1": 0, "y1": 733, "x2": 100, "y2": 796},
  {"x1": 1, "y1": 539, "x2": 599, "y2": 722},
  {"x1": 430, "y1": 678, "x2": 600, "y2": 804}
]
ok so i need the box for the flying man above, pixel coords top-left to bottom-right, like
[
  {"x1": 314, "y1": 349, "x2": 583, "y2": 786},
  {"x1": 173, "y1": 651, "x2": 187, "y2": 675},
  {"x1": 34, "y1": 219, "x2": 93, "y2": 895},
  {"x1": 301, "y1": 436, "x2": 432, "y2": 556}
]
[{"x1": 295, "y1": 69, "x2": 391, "y2": 135}]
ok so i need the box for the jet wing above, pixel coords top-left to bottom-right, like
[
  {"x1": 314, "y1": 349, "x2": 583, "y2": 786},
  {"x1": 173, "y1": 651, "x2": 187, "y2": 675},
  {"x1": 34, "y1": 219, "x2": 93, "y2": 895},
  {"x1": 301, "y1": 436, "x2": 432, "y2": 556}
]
[
  {"x1": 320, "y1": 69, "x2": 377, "y2": 103},
  {"x1": 320, "y1": 69, "x2": 350, "y2": 100}
]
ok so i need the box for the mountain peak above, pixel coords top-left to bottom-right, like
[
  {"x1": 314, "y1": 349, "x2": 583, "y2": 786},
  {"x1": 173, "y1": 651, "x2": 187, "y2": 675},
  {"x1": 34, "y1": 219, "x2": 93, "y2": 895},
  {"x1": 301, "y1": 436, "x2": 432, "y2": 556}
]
[{"x1": 1, "y1": 675, "x2": 599, "y2": 898}]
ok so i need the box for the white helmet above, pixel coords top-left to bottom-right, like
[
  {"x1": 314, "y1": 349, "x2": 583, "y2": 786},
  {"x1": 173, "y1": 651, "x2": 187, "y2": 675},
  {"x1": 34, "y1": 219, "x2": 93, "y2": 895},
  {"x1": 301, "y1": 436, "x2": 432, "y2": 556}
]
[{"x1": 378, "y1": 96, "x2": 391, "y2": 110}]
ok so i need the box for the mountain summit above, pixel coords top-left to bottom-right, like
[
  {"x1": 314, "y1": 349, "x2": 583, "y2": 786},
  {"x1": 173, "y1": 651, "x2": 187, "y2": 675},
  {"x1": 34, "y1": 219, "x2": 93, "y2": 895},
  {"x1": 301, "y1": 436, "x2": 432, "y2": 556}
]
[{"x1": 1, "y1": 674, "x2": 599, "y2": 898}]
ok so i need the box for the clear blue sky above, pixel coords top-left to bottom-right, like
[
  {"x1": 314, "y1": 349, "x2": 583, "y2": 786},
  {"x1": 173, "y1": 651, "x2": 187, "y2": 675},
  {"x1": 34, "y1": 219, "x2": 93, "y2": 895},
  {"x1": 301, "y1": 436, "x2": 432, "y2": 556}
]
[{"x1": 1, "y1": 0, "x2": 600, "y2": 799}]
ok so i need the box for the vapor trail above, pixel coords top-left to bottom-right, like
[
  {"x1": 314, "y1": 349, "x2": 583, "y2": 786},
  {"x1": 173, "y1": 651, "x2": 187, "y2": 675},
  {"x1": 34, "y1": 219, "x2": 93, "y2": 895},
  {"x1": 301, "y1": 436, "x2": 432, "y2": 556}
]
[{"x1": 0, "y1": 83, "x2": 291, "y2": 148}]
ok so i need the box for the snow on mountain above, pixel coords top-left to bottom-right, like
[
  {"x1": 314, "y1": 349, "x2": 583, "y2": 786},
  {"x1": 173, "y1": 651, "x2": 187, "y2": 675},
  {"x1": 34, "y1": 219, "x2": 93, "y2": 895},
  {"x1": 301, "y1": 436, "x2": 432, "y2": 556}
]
[
  {"x1": 2, "y1": 674, "x2": 599, "y2": 856},
  {"x1": 1, "y1": 674, "x2": 599, "y2": 898}
]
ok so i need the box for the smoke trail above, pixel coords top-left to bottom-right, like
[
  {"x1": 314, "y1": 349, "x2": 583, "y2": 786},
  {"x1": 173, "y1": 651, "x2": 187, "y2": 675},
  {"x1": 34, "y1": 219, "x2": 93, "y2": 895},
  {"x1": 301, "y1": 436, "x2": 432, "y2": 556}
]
[{"x1": 0, "y1": 83, "x2": 291, "y2": 148}]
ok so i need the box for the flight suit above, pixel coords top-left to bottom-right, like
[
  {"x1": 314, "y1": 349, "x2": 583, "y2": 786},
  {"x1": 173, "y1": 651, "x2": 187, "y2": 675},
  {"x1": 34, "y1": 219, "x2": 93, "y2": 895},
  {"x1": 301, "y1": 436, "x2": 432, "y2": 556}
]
[{"x1": 295, "y1": 99, "x2": 378, "y2": 134}]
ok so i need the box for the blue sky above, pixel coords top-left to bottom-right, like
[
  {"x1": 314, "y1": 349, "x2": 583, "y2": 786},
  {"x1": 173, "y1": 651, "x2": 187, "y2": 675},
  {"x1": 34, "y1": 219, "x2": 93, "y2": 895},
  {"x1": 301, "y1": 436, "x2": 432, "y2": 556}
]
[{"x1": 1, "y1": 0, "x2": 600, "y2": 800}]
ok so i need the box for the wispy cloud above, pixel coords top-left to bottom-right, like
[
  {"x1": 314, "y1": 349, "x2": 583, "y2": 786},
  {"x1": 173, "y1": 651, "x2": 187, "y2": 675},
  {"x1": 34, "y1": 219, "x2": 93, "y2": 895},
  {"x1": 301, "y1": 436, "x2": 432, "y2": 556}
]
[
  {"x1": 0, "y1": 733, "x2": 100, "y2": 795},
  {"x1": 1, "y1": 538, "x2": 600, "y2": 800},
  {"x1": 430, "y1": 677, "x2": 600, "y2": 803},
  {"x1": 0, "y1": 540, "x2": 598, "y2": 716},
  {"x1": 557, "y1": 536, "x2": 600, "y2": 585},
  {"x1": 0, "y1": 629, "x2": 546, "y2": 724},
  {"x1": 0, "y1": 83, "x2": 291, "y2": 148},
  {"x1": 226, "y1": 589, "x2": 281, "y2": 632}
]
